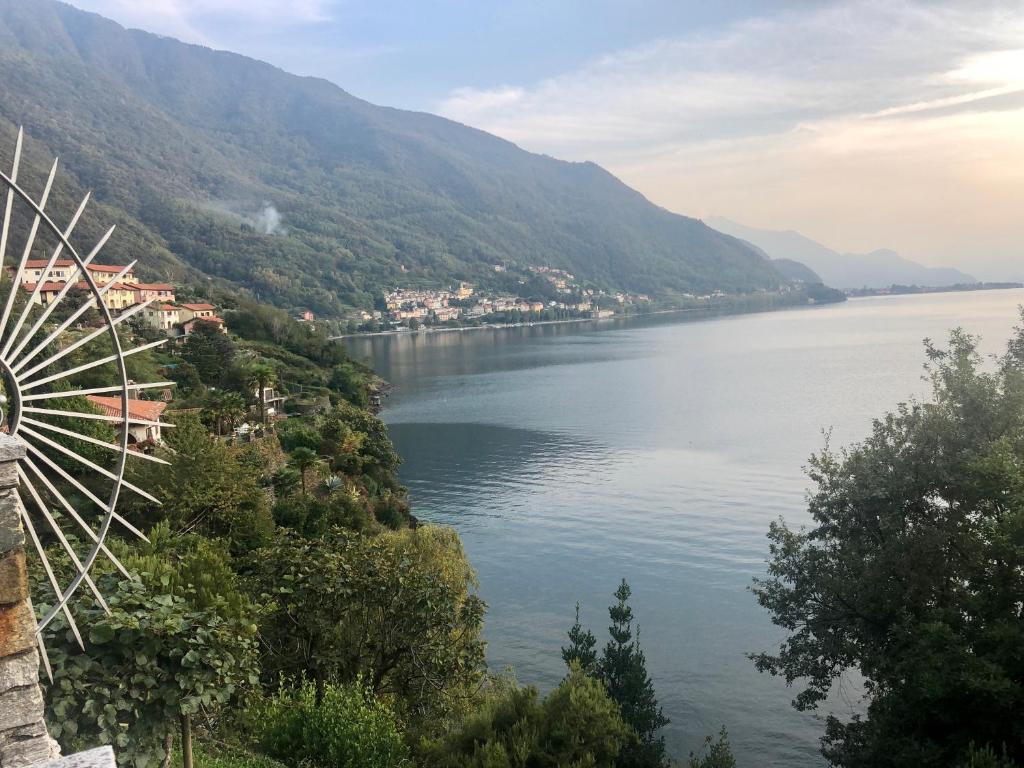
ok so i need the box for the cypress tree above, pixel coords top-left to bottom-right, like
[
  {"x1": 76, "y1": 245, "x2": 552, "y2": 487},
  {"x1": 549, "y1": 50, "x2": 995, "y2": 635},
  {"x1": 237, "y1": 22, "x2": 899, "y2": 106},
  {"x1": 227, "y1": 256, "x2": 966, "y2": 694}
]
[
  {"x1": 598, "y1": 579, "x2": 669, "y2": 768},
  {"x1": 562, "y1": 602, "x2": 598, "y2": 673}
]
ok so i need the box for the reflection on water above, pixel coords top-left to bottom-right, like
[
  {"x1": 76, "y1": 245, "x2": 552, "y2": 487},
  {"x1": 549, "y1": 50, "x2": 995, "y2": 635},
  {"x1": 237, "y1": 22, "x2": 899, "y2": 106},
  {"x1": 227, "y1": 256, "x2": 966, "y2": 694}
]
[
  {"x1": 348, "y1": 290, "x2": 1024, "y2": 766},
  {"x1": 390, "y1": 422, "x2": 615, "y2": 529}
]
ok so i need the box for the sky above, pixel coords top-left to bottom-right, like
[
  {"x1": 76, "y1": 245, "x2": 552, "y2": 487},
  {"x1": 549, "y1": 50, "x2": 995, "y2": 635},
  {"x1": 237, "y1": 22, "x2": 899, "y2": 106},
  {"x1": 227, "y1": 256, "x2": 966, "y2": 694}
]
[{"x1": 65, "y1": 0, "x2": 1024, "y2": 280}]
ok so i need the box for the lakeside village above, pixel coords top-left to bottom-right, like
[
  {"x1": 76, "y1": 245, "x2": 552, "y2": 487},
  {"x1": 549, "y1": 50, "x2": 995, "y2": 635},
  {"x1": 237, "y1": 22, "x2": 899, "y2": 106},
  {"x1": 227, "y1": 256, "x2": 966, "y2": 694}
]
[
  {"x1": 15, "y1": 258, "x2": 296, "y2": 447},
  {"x1": 349, "y1": 266, "x2": 658, "y2": 333}
]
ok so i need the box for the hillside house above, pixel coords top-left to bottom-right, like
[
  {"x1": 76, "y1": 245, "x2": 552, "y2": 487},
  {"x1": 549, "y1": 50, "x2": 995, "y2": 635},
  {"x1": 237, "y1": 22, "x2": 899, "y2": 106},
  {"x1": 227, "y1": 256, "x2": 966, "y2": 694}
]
[
  {"x1": 181, "y1": 316, "x2": 227, "y2": 336},
  {"x1": 21, "y1": 280, "x2": 137, "y2": 310},
  {"x1": 133, "y1": 283, "x2": 176, "y2": 303},
  {"x1": 142, "y1": 304, "x2": 180, "y2": 333},
  {"x1": 256, "y1": 386, "x2": 287, "y2": 419},
  {"x1": 11, "y1": 260, "x2": 136, "y2": 286},
  {"x1": 178, "y1": 303, "x2": 217, "y2": 322},
  {"x1": 86, "y1": 395, "x2": 168, "y2": 447}
]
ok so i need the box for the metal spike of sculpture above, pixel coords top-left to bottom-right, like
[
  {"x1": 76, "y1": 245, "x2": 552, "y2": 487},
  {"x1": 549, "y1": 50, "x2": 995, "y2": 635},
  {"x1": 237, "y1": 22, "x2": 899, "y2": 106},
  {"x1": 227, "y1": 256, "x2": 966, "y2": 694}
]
[{"x1": 0, "y1": 128, "x2": 170, "y2": 676}]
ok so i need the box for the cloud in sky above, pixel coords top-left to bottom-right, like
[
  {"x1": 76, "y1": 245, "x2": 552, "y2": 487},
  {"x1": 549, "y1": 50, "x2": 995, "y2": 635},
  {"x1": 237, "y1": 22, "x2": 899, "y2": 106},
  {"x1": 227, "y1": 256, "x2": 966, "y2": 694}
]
[{"x1": 439, "y1": 1, "x2": 1024, "y2": 277}]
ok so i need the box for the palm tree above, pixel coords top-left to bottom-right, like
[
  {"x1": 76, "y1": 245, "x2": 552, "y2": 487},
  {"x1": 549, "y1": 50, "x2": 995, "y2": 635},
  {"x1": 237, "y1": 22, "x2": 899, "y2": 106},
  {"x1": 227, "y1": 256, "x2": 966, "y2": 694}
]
[
  {"x1": 289, "y1": 447, "x2": 322, "y2": 497},
  {"x1": 202, "y1": 392, "x2": 228, "y2": 437},
  {"x1": 221, "y1": 392, "x2": 247, "y2": 434},
  {"x1": 245, "y1": 359, "x2": 277, "y2": 425}
]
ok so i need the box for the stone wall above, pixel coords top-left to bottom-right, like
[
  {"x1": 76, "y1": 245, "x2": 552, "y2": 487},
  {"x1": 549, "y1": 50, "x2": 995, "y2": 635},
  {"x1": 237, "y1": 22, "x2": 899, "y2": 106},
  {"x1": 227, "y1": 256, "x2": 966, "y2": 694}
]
[{"x1": 0, "y1": 435, "x2": 59, "y2": 767}]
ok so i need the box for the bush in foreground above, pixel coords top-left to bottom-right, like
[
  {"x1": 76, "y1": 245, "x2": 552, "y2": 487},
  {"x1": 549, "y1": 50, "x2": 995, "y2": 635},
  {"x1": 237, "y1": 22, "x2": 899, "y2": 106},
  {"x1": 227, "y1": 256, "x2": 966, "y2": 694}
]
[{"x1": 258, "y1": 680, "x2": 410, "y2": 768}]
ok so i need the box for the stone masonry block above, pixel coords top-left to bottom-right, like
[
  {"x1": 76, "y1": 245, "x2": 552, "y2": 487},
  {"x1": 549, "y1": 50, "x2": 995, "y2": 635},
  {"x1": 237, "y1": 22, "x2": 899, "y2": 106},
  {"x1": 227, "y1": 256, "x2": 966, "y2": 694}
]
[
  {"x1": 0, "y1": 721, "x2": 61, "y2": 767},
  {"x1": 0, "y1": 435, "x2": 24, "y2": 491},
  {"x1": 0, "y1": 490, "x2": 24, "y2": 554},
  {"x1": 0, "y1": 650, "x2": 39, "y2": 695},
  {"x1": 0, "y1": 601, "x2": 35, "y2": 657},
  {"x1": 0, "y1": 683, "x2": 45, "y2": 731},
  {"x1": 0, "y1": 551, "x2": 28, "y2": 604}
]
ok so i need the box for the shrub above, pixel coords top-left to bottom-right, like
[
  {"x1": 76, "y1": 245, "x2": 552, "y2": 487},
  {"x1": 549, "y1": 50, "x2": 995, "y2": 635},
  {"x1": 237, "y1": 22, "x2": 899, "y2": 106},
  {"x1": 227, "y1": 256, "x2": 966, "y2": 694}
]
[
  {"x1": 258, "y1": 680, "x2": 410, "y2": 768},
  {"x1": 187, "y1": 743, "x2": 289, "y2": 768},
  {"x1": 420, "y1": 666, "x2": 628, "y2": 767}
]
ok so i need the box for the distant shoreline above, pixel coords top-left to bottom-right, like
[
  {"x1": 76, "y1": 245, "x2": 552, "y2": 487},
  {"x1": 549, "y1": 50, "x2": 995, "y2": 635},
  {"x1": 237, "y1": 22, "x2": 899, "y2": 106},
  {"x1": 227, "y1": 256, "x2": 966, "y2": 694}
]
[
  {"x1": 331, "y1": 302, "x2": 807, "y2": 341},
  {"x1": 331, "y1": 282, "x2": 1024, "y2": 341},
  {"x1": 844, "y1": 281, "x2": 1023, "y2": 298}
]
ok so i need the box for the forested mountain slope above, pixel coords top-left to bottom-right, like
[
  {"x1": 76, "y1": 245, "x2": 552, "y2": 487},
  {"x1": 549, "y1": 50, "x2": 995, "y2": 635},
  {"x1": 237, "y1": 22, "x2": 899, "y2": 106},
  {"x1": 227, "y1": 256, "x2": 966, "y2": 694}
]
[{"x1": 0, "y1": 0, "x2": 786, "y2": 315}]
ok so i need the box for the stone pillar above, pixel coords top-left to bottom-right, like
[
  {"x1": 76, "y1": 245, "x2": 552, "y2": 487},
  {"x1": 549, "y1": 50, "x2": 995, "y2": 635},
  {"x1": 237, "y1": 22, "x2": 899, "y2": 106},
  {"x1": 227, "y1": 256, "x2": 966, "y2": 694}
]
[{"x1": 0, "y1": 434, "x2": 60, "y2": 767}]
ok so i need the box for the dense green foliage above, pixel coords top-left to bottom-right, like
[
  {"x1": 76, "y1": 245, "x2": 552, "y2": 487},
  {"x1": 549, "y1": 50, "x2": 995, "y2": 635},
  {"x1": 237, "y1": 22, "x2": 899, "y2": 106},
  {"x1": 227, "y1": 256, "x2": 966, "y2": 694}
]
[
  {"x1": 41, "y1": 573, "x2": 258, "y2": 768},
  {"x1": 0, "y1": 0, "x2": 788, "y2": 317},
  {"x1": 258, "y1": 681, "x2": 411, "y2": 768},
  {"x1": 753, "y1": 316, "x2": 1024, "y2": 766},
  {"x1": 247, "y1": 527, "x2": 485, "y2": 726},
  {"x1": 420, "y1": 667, "x2": 629, "y2": 768}
]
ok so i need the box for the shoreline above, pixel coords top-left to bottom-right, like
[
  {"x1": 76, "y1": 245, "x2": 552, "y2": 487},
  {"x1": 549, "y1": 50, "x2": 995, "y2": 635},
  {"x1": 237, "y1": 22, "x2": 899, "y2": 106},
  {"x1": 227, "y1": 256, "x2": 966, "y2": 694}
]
[
  {"x1": 330, "y1": 283, "x2": 1024, "y2": 342},
  {"x1": 330, "y1": 303, "x2": 791, "y2": 341}
]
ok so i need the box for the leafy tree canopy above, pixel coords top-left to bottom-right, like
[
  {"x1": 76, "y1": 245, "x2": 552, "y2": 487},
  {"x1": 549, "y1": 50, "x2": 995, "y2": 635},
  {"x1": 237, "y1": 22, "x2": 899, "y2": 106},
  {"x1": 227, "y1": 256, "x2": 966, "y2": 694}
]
[{"x1": 752, "y1": 315, "x2": 1024, "y2": 767}]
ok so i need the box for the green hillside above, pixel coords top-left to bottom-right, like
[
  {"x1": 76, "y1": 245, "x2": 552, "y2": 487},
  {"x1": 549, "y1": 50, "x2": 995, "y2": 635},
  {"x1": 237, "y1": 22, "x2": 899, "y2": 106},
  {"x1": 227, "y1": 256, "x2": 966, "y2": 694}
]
[{"x1": 0, "y1": 0, "x2": 786, "y2": 316}]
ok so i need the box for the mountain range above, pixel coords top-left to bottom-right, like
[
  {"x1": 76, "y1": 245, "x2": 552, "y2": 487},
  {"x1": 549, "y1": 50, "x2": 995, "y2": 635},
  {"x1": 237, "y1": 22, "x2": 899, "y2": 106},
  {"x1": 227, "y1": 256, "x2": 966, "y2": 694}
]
[
  {"x1": 708, "y1": 218, "x2": 975, "y2": 290},
  {"x1": 0, "y1": 0, "x2": 793, "y2": 316}
]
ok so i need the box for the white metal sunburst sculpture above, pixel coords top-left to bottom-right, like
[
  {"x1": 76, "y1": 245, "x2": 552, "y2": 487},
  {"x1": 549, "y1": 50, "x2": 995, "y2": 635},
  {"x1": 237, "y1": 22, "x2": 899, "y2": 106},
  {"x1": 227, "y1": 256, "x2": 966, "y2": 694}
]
[{"x1": 0, "y1": 128, "x2": 171, "y2": 675}]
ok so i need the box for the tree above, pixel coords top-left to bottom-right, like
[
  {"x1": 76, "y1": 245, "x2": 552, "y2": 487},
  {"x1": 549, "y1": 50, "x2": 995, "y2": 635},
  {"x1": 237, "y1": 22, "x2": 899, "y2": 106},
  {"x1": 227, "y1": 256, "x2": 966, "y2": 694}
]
[
  {"x1": 289, "y1": 447, "x2": 322, "y2": 496},
  {"x1": 562, "y1": 602, "x2": 598, "y2": 673},
  {"x1": 329, "y1": 362, "x2": 370, "y2": 407},
  {"x1": 246, "y1": 358, "x2": 277, "y2": 424},
  {"x1": 203, "y1": 391, "x2": 247, "y2": 436},
  {"x1": 540, "y1": 664, "x2": 632, "y2": 768},
  {"x1": 181, "y1": 322, "x2": 236, "y2": 386},
  {"x1": 130, "y1": 413, "x2": 274, "y2": 553},
  {"x1": 752, "y1": 319, "x2": 1024, "y2": 767},
  {"x1": 221, "y1": 391, "x2": 248, "y2": 433},
  {"x1": 248, "y1": 526, "x2": 485, "y2": 724},
  {"x1": 598, "y1": 580, "x2": 669, "y2": 768},
  {"x1": 319, "y1": 402, "x2": 401, "y2": 484},
  {"x1": 687, "y1": 729, "x2": 736, "y2": 768}
]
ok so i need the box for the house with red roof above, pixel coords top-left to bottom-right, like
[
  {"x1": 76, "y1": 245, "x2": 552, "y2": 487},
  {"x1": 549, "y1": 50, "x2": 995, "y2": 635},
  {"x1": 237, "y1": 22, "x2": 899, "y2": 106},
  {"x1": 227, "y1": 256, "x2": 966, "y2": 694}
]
[
  {"x1": 11, "y1": 259, "x2": 135, "y2": 286},
  {"x1": 86, "y1": 395, "x2": 168, "y2": 446},
  {"x1": 142, "y1": 304, "x2": 181, "y2": 333},
  {"x1": 178, "y1": 303, "x2": 217, "y2": 322},
  {"x1": 132, "y1": 282, "x2": 176, "y2": 304},
  {"x1": 181, "y1": 315, "x2": 227, "y2": 336},
  {"x1": 21, "y1": 280, "x2": 137, "y2": 310}
]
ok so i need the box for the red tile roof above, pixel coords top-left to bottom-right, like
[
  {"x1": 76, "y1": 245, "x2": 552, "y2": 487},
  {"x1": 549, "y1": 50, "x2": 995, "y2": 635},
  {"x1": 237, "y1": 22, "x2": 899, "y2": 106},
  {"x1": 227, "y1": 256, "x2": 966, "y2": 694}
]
[
  {"x1": 181, "y1": 303, "x2": 216, "y2": 311},
  {"x1": 87, "y1": 396, "x2": 168, "y2": 422},
  {"x1": 20, "y1": 259, "x2": 129, "y2": 273},
  {"x1": 21, "y1": 259, "x2": 74, "y2": 269},
  {"x1": 185, "y1": 315, "x2": 225, "y2": 325},
  {"x1": 133, "y1": 283, "x2": 175, "y2": 291}
]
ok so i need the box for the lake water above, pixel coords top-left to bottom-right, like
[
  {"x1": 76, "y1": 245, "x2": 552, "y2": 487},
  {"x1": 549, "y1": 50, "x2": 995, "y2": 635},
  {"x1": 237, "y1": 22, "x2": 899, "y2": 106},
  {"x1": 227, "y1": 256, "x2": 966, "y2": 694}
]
[{"x1": 345, "y1": 290, "x2": 1024, "y2": 766}]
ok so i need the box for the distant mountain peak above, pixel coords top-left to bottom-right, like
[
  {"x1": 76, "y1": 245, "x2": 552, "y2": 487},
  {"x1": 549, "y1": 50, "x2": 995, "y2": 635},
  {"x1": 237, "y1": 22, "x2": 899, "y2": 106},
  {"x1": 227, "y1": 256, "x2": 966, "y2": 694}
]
[{"x1": 707, "y1": 218, "x2": 974, "y2": 290}]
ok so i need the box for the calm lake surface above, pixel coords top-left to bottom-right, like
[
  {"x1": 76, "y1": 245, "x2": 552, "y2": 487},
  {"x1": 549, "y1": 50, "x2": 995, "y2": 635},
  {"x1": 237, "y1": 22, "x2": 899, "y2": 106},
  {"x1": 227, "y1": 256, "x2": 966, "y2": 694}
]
[{"x1": 345, "y1": 290, "x2": 1024, "y2": 766}]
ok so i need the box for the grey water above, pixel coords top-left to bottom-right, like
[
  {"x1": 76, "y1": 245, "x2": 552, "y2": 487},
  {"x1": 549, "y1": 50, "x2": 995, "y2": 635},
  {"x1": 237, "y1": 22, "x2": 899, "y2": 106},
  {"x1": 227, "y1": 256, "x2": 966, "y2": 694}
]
[{"x1": 344, "y1": 290, "x2": 1024, "y2": 766}]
